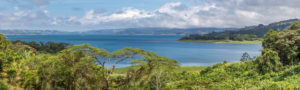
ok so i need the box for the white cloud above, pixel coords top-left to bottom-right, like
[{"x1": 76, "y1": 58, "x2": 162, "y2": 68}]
[
  {"x1": 156, "y1": 2, "x2": 182, "y2": 14},
  {"x1": 1, "y1": 0, "x2": 300, "y2": 30},
  {"x1": 13, "y1": 11, "x2": 27, "y2": 17},
  {"x1": 77, "y1": 10, "x2": 99, "y2": 25},
  {"x1": 74, "y1": 8, "x2": 154, "y2": 26},
  {"x1": 0, "y1": 10, "x2": 53, "y2": 29},
  {"x1": 8, "y1": 0, "x2": 53, "y2": 7},
  {"x1": 235, "y1": 10, "x2": 261, "y2": 19},
  {"x1": 105, "y1": 8, "x2": 153, "y2": 21},
  {"x1": 70, "y1": 2, "x2": 226, "y2": 29}
]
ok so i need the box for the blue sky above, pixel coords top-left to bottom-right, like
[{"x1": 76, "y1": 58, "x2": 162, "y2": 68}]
[
  {"x1": 0, "y1": 0, "x2": 300, "y2": 31},
  {"x1": 0, "y1": 0, "x2": 194, "y2": 16},
  {"x1": 46, "y1": 0, "x2": 189, "y2": 16}
]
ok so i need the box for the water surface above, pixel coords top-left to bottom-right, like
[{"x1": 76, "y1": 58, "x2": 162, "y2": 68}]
[{"x1": 7, "y1": 35, "x2": 262, "y2": 66}]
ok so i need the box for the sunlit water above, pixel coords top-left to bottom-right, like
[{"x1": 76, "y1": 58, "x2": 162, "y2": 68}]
[{"x1": 7, "y1": 35, "x2": 262, "y2": 67}]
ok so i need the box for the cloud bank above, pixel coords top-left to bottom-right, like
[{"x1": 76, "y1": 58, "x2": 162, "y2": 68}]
[{"x1": 1, "y1": 0, "x2": 300, "y2": 30}]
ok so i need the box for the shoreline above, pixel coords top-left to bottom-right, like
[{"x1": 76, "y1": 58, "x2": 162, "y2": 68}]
[{"x1": 178, "y1": 40, "x2": 262, "y2": 44}]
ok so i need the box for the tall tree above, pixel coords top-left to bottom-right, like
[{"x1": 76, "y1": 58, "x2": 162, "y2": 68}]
[
  {"x1": 240, "y1": 52, "x2": 251, "y2": 62},
  {"x1": 256, "y1": 49, "x2": 282, "y2": 74}
]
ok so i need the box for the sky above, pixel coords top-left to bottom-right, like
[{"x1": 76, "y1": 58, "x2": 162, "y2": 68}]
[{"x1": 0, "y1": 0, "x2": 300, "y2": 31}]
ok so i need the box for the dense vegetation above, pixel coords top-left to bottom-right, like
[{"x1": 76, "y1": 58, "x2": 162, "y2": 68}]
[
  {"x1": 0, "y1": 21, "x2": 300, "y2": 89},
  {"x1": 181, "y1": 34, "x2": 259, "y2": 41},
  {"x1": 0, "y1": 34, "x2": 179, "y2": 90},
  {"x1": 180, "y1": 19, "x2": 299, "y2": 41},
  {"x1": 11, "y1": 40, "x2": 70, "y2": 53}
]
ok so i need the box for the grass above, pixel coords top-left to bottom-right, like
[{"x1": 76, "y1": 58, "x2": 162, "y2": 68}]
[
  {"x1": 178, "y1": 40, "x2": 262, "y2": 44},
  {"x1": 114, "y1": 66, "x2": 206, "y2": 74}
]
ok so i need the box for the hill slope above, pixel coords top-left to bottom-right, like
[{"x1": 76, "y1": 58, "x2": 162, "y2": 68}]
[{"x1": 180, "y1": 19, "x2": 299, "y2": 41}]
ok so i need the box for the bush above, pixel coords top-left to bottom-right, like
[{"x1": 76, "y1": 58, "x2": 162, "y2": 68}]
[
  {"x1": 256, "y1": 49, "x2": 283, "y2": 74},
  {"x1": 0, "y1": 80, "x2": 10, "y2": 90},
  {"x1": 289, "y1": 21, "x2": 300, "y2": 30}
]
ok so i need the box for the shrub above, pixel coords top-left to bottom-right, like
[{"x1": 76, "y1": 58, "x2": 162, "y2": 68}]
[{"x1": 0, "y1": 80, "x2": 10, "y2": 90}]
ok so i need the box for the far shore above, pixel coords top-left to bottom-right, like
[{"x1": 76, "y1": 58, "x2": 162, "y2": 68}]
[{"x1": 178, "y1": 40, "x2": 262, "y2": 44}]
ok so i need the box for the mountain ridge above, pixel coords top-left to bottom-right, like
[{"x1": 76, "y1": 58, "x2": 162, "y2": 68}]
[
  {"x1": 0, "y1": 27, "x2": 236, "y2": 35},
  {"x1": 180, "y1": 19, "x2": 299, "y2": 41},
  {"x1": 1, "y1": 19, "x2": 298, "y2": 35}
]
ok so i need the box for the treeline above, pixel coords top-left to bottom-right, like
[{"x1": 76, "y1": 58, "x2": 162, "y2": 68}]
[
  {"x1": 11, "y1": 40, "x2": 69, "y2": 53},
  {"x1": 181, "y1": 34, "x2": 258, "y2": 41},
  {"x1": 180, "y1": 19, "x2": 299, "y2": 41},
  {"x1": 0, "y1": 21, "x2": 300, "y2": 89}
]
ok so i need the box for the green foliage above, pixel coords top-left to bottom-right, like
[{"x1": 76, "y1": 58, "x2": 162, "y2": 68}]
[
  {"x1": 0, "y1": 80, "x2": 9, "y2": 90},
  {"x1": 240, "y1": 52, "x2": 252, "y2": 62},
  {"x1": 6, "y1": 68, "x2": 17, "y2": 83},
  {"x1": 289, "y1": 21, "x2": 300, "y2": 30},
  {"x1": 181, "y1": 34, "x2": 259, "y2": 41},
  {"x1": 262, "y1": 29, "x2": 280, "y2": 49},
  {"x1": 256, "y1": 49, "x2": 283, "y2": 74},
  {"x1": 0, "y1": 34, "x2": 10, "y2": 73},
  {"x1": 9, "y1": 43, "x2": 179, "y2": 90},
  {"x1": 12, "y1": 40, "x2": 70, "y2": 53},
  {"x1": 262, "y1": 29, "x2": 300, "y2": 65},
  {"x1": 0, "y1": 34, "x2": 19, "y2": 76},
  {"x1": 19, "y1": 48, "x2": 102, "y2": 90},
  {"x1": 0, "y1": 34, "x2": 9, "y2": 50}
]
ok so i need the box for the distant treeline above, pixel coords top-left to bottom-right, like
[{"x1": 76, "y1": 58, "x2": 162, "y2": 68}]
[
  {"x1": 11, "y1": 40, "x2": 70, "y2": 53},
  {"x1": 180, "y1": 19, "x2": 299, "y2": 41},
  {"x1": 181, "y1": 34, "x2": 258, "y2": 41}
]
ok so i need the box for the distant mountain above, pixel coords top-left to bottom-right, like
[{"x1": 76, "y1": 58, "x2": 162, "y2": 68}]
[
  {"x1": 0, "y1": 27, "x2": 236, "y2": 35},
  {"x1": 180, "y1": 19, "x2": 300, "y2": 41},
  {"x1": 3, "y1": 19, "x2": 296, "y2": 36},
  {"x1": 114, "y1": 27, "x2": 236, "y2": 35},
  {"x1": 79, "y1": 27, "x2": 236, "y2": 35},
  {"x1": 200, "y1": 19, "x2": 299, "y2": 38},
  {"x1": 79, "y1": 29, "x2": 119, "y2": 35},
  {"x1": 0, "y1": 30, "x2": 76, "y2": 35}
]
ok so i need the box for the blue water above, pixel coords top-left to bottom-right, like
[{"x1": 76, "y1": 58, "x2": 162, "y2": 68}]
[{"x1": 6, "y1": 35, "x2": 262, "y2": 66}]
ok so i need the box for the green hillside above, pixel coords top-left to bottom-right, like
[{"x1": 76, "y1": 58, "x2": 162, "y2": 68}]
[{"x1": 180, "y1": 19, "x2": 299, "y2": 42}]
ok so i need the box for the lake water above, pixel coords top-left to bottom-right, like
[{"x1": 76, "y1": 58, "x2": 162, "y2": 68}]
[{"x1": 6, "y1": 35, "x2": 262, "y2": 66}]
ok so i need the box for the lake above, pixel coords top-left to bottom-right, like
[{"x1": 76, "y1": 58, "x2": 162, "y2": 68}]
[{"x1": 6, "y1": 35, "x2": 262, "y2": 67}]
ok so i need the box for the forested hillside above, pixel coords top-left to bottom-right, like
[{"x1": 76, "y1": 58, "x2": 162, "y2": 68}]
[
  {"x1": 180, "y1": 19, "x2": 299, "y2": 41},
  {"x1": 0, "y1": 21, "x2": 300, "y2": 89}
]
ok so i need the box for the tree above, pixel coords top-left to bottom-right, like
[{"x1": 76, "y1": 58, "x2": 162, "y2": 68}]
[
  {"x1": 19, "y1": 44, "x2": 102, "y2": 90},
  {"x1": 262, "y1": 28, "x2": 300, "y2": 65},
  {"x1": 11, "y1": 40, "x2": 69, "y2": 53},
  {"x1": 88, "y1": 46, "x2": 179, "y2": 89},
  {"x1": 262, "y1": 29, "x2": 280, "y2": 49},
  {"x1": 240, "y1": 52, "x2": 251, "y2": 62},
  {"x1": 56, "y1": 44, "x2": 102, "y2": 89},
  {"x1": 148, "y1": 56, "x2": 179, "y2": 90},
  {"x1": 256, "y1": 49, "x2": 282, "y2": 74},
  {"x1": 0, "y1": 34, "x2": 16, "y2": 77}
]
